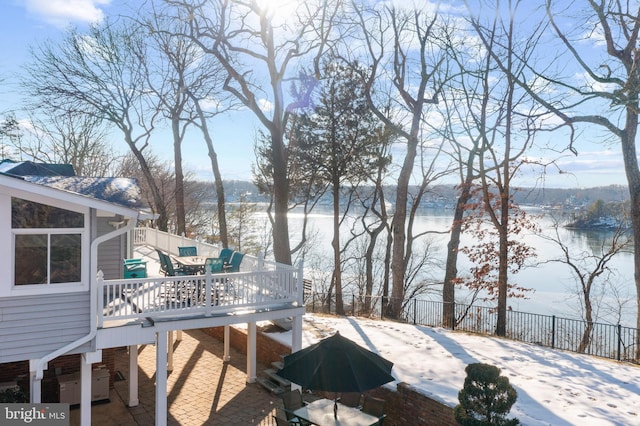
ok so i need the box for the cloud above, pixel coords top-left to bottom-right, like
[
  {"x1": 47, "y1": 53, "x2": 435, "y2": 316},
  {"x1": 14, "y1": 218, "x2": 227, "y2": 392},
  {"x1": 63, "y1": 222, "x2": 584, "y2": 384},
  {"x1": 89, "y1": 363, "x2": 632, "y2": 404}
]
[
  {"x1": 24, "y1": 0, "x2": 110, "y2": 28},
  {"x1": 258, "y1": 98, "x2": 273, "y2": 113}
]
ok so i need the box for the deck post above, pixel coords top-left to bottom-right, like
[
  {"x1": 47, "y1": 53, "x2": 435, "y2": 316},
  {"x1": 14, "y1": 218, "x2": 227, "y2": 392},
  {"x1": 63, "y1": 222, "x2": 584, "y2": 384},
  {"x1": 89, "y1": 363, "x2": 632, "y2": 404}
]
[
  {"x1": 246, "y1": 322, "x2": 257, "y2": 383},
  {"x1": 79, "y1": 351, "x2": 101, "y2": 426},
  {"x1": 223, "y1": 325, "x2": 231, "y2": 362},
  {"x1": 128, "y1": 345, "x2": 139, "y2": 406},
  {"x1": 79, "y1": 356, "x2": 91, "y2": 426},
  {"x1": 156, "y1": 331, "x2": 168, "y2": 426},
  {"x1": 29, "y1": 359, "x2": 44, "y2": 403}
]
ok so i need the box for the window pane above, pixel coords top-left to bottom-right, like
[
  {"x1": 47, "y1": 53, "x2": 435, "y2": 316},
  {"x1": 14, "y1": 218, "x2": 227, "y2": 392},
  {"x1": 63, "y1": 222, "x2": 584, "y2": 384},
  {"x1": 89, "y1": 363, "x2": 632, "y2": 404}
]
[
  {"x1": 15, "y1": 234, "x2": 48, "y2": 285},
  {"x1": 12, "y1": 198, "x2": 84, "y2": 228},
  {"x1": 51, "y1": 234, "x2": 82, "y2": 283}
]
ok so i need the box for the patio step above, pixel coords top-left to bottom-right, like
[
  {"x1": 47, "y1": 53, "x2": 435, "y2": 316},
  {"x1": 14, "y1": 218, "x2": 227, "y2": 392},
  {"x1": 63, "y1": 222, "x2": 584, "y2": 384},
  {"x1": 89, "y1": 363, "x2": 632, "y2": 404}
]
[
  {"x1": 256, "y1": 377, "x2": 285, "y2": 395},
  {"x1": 264, "y1": 368, "x2": 291, "y2": 390},
  {"x1": 271, "y1": 360, "x2": 284, "y2": 370}
]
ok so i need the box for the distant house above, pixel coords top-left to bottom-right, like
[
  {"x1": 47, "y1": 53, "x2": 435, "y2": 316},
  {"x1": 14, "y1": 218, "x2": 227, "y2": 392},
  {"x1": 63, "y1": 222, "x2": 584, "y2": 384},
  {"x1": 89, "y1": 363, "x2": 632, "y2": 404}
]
[{"x1": 0, "y1": 160, "x2": 305, "y2": 426}]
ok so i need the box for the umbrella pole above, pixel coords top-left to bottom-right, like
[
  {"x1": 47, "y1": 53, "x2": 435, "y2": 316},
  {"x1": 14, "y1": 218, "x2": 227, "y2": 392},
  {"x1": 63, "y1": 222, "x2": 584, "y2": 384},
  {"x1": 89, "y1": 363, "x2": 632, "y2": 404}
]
[{"x1": 334, "y1": 392, "x2": 338, "y2": 419}]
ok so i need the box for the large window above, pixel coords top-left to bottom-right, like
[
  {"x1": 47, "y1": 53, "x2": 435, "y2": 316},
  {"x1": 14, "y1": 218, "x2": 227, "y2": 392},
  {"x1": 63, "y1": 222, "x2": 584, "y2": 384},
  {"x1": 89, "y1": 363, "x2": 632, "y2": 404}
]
[{"x1": 12, "y1": 198, "x2": 85, "y2": 286}]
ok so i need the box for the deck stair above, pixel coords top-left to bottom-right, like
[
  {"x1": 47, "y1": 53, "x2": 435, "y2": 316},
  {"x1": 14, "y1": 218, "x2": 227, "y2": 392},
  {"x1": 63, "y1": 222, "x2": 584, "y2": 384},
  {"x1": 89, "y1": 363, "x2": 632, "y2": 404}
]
[{"x1": 257, "y1": 358, "x2": 291, "y2": 395}]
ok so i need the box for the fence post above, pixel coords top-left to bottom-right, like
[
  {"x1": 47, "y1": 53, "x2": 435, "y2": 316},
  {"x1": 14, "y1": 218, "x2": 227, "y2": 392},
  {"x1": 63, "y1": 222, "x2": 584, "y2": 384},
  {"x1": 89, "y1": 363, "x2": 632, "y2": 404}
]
[
  {"x1": 381, "y1": 296, "x2": 385, "y2": 320},
  {"x1": 352, "y1": 294, "x2": 355, "y2": 316},
  {"x1": 617, "y1": 324, "x2": 622, "y2": 361},
  {"x1": 413, "y1": 299, "x2": 417, "y2": 325},
  {"x1": 451, "y1": 302, "x2": 456, "y2": 330},
  {"x1": 551, "y1": 315, "x2": 556, "y2": 349}
]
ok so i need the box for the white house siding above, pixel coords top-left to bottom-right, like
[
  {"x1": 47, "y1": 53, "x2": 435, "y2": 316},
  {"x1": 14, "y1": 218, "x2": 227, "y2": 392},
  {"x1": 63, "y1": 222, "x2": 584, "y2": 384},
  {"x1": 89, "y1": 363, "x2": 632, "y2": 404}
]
[
  {"x1": 0, "y1": 292, "x2": 91, "y2": 363},
  {"x1": 96, "y1": 217, "x2": 126, "y2": 280}
]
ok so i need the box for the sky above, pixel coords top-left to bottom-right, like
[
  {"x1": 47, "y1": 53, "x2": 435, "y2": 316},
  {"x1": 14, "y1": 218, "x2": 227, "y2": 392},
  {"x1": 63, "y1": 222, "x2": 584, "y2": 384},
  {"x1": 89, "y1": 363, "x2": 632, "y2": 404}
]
[
  {"x1": 264, "y1": 313, "x2": 640, "y2": 426},
  {"x1": 0, "y1": 0, "x2": 633, "y2": 189}
]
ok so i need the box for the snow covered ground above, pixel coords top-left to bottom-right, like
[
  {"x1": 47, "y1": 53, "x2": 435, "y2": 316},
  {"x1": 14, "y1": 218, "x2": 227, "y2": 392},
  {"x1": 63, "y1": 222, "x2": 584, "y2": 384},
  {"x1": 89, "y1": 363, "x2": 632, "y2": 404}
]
[{"x1": 266, "y1": 314, "x2": 640, "y2": 426}]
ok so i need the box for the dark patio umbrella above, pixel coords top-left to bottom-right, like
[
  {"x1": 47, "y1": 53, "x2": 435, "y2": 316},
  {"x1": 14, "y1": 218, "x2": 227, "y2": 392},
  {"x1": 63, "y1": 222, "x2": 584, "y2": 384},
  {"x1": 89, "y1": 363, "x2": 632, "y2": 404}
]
[{"x1": 277, "y1": 331, "x2": 394, "y2": 417}]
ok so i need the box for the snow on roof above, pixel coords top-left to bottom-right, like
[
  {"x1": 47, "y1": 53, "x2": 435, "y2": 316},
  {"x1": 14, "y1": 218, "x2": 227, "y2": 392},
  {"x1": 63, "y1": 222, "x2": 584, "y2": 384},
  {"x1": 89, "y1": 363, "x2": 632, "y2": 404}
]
[
  {"x1": 21, "y1": 175, "x2": 143, "y2": 209},
  {"x1": 0, "y1": 159, "x2": 144, "y2": 209}
]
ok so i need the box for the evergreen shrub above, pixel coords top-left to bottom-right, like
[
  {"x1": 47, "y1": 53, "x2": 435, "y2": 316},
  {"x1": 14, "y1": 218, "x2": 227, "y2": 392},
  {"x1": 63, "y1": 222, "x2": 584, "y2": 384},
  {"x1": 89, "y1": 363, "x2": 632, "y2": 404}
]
[{"x1": 454, "y1": 363, "x2": 519, "y2": 425}]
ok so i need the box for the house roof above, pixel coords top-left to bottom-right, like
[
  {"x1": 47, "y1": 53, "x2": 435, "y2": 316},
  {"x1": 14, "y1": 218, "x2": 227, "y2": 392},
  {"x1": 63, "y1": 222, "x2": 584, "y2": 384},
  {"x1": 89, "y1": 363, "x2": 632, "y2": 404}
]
[
  {"x1": 0, "y1": 159, "x2": 76, "y2": 177},
  {"x1": 20, "y1": 176, "x2": 144, "y2": 209},
  {"x1": 0, "y1": 159, "x2": 152, "y2": 216}
]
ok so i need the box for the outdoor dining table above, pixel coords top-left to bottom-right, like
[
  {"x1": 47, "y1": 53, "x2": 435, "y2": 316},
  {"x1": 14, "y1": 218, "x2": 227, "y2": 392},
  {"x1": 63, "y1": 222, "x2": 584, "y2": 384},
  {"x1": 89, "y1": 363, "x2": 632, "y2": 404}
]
[
  {"x1": 175, "y1": 256, "x2": 207, "y2": 273},
  {"x1": 293, "y1": 399, "x2": 380, "y2": 426}
]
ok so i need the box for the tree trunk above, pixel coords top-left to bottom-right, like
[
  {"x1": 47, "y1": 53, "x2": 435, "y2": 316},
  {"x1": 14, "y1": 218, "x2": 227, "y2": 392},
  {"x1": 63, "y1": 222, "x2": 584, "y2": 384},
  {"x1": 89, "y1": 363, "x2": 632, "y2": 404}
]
[
  {"x1": 496, "y1": 212, "x2": 509, "y2": 337},
  {"x1": 389, "y1": 127, "x2": 421, "y2": 318},
  {"x1": 124, "y1": 129, "x2": 169, "y2": 231},
  {"x1": 578, "y1": 287, "x2": 594, "y2": 353},
  {"x1": 442, "y1": 182, "x2": 473, "y2": 328},
  {"x1": 172, "y1": 115, "x2": 186, "y2": 236},
  {"x1": 190, "y1": 94, "x2": 229, "y2": 248},
  {"x1": 364, "y1": 217, "x2": 385, "y2": 314},
  {"x1": 332, "y1": 183, "x2": 344, "y2": 315},
  {"x1": 271, "y1": 130, "x2": 292, "y2": 265},
  {"x1": 619, "y1": 108, "x2": 640, "y2": 359}
]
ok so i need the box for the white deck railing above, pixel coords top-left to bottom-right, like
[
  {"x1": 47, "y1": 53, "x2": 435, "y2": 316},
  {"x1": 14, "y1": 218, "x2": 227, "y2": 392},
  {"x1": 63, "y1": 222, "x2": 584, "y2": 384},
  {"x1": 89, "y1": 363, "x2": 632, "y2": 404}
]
[
  {"x1": 99, "y1": 266, "x2": 302, "y2": 327},
  {"x1": 104, "y1": 227, "x2": 304, "y2": 326},
  {"x1": 133, "y1": 227, "x2": 287, "y2": 273}
]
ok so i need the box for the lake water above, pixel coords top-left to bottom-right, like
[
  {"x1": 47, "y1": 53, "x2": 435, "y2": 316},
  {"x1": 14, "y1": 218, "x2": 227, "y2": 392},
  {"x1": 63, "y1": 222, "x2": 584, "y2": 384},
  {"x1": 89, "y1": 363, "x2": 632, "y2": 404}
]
[{"x1": 277, "y1": 206, "x2": 637, "y2": 327}]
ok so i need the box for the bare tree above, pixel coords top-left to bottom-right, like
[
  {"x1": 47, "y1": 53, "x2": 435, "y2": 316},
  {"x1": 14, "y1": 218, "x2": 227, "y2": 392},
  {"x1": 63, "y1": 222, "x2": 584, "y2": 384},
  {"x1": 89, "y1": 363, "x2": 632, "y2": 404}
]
[
  {"x1": 467, "y1": 0, "x2": 547, "y2": 335},
  {"x1": 14, "y1": 112, "x2": 116, "y2": 176},
  {"x1": 349, "y1": 2, "x2": 448, "y2": 318},
  {"x1": 0, "y1": 114, "x2": 22, "y2": 160},
  {"x1": 535, "y1": 1, "x2": 640, "y2": 354},
  {"x1": 538, "y1": 219, "x2": 632, "y2": 352},
  {"x1": 22, "y1": 20, "x2": 170, "y2": 230},
  {"x1": 436, "y1": 28, "x2": 489, "y2": 327},
  {"x1": 116, "y1": 152, "x2": 176, "y2": 228},
  {"x1": 140, "y1": 3, "x2": 235, "y2": 241},
  {"x1": 357, "y1": 127, "x2": 394, "y2": 314},
  {"x1": 188, "y1": 91, "x2": 232, "y2": 247},
  {"x1": 166, "y1": 0, "x2": 340, "y2": 264}
]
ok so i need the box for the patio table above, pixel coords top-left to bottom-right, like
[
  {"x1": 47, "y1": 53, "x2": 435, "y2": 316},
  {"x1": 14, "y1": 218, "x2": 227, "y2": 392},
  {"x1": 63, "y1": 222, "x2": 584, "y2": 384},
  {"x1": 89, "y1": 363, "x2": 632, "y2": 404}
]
[
  {"x1": 293, "y1": 399, "x2": 380, "y2": 426},
  {"x1": 175, "y1": 256, "x2": 206, "y2": 274}
]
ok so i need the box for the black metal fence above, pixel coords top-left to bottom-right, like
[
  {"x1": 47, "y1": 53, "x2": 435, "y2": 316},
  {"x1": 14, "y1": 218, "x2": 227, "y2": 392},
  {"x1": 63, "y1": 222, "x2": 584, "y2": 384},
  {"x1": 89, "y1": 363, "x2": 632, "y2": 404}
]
[{"x1": 305, "y1": 293, "x2": 639, "y2": 363}]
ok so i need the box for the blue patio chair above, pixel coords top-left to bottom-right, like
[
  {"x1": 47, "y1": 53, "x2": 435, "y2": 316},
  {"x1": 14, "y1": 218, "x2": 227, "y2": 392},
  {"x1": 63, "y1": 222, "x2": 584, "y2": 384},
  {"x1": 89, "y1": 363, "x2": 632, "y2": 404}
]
[
  {"x1": 204, "y1": 257, "x2": 225, "y2": 274},
  {"x1": 156, "y1": 249, "x2": 193, "y2": 303},
  {"x1": 218, "y1": 248, "x2": 234, "y2": 265},
  {"x1": 226, "y1": 252, "x2": 244, "y2": 273},
  {"x1": 178, "y1": 246, "x2": 197, "y2": 256},
  {"x1": 156, "y1": 249, "x2": 186, "y2": 277}
]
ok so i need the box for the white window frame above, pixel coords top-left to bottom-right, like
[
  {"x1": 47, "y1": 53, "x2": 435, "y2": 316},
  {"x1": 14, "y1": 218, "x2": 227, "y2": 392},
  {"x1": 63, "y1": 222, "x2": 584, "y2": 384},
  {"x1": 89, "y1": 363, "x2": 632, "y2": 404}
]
[{"x1": 10, "y1": 195, "x2": 89, "y2": 296}]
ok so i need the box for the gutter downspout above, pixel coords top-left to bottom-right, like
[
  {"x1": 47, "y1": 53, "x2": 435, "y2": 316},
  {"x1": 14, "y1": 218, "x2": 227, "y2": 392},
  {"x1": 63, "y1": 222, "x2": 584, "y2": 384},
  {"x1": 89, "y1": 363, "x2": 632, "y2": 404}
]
[{"x1": 34, "y1": 215, "x2": 137, "y2": 381}]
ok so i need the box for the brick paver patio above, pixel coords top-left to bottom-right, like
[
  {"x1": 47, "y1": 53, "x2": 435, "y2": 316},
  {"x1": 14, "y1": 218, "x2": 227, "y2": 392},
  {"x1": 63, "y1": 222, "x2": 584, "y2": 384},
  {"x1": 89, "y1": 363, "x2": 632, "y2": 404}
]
[{"x1": 74, "y1": 328, "x2": 282, "y2": 425}]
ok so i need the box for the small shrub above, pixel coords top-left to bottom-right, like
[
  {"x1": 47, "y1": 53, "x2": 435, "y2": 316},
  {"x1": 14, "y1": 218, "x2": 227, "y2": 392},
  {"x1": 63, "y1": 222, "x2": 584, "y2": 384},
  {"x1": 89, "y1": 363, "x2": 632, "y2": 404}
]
[
  {"x1": 454, "y1": 363, "x2": 519, "y2": 426},
  {"x1": 0, "y1": 387, "x2": 28, "y2": 403}
]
